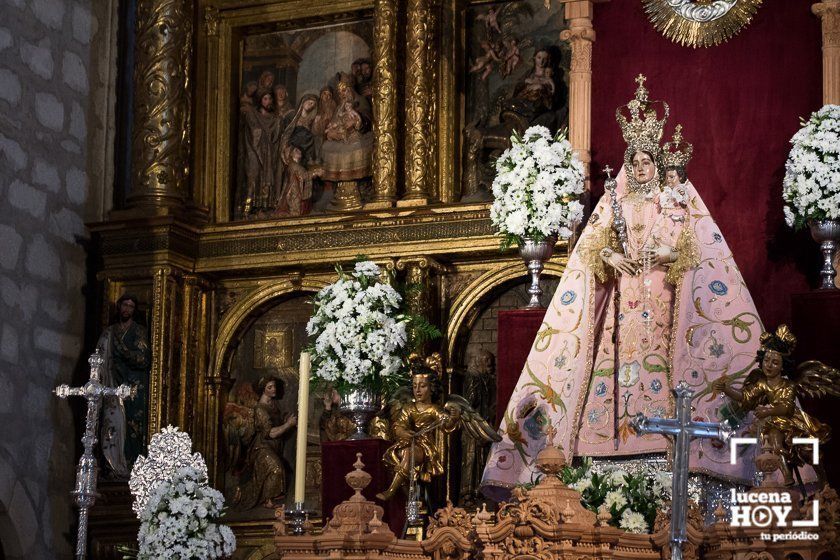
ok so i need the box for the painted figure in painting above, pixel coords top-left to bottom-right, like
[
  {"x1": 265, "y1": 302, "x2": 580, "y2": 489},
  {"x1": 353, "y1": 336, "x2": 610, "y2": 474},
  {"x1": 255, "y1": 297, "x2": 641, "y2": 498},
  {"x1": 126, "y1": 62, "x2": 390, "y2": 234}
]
[
  {"x1": 240, "y1": 89, "x2": 284, "y2": 216},
  {"x1": 98, "y1": 294, "x2": 151, "y2": 478},
  {"x1": 321, "y1": 75, "x2": 374, "y2": 183},
  {"x1": 713, "y1": 325, "x2": 839, "y2": 486},
  {"x1": 458, "y1": 350, "x2": 497, "y2": 506},
  {"x1": 481, "y1": 76, "x2": 764, "y2": 498},
  {"x1": 377, "y1": 355, "x2": 500, "y2": 501},
  {"x1": 276, "y1": 145, "x2": 323, "y2": 217},
  {"x1": 228, "y1": 376, "x2": 297, "y2": 510}
]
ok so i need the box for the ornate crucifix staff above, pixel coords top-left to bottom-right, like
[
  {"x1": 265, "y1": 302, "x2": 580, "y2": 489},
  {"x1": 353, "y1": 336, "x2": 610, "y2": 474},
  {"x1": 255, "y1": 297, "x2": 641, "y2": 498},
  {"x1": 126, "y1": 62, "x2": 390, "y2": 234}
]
[
  {"x1": 630, "y1": 381, "x2": 732, "y2": 560},
  {"x1": 54, "y1": 350, "x2": 135, "y2": 559}
]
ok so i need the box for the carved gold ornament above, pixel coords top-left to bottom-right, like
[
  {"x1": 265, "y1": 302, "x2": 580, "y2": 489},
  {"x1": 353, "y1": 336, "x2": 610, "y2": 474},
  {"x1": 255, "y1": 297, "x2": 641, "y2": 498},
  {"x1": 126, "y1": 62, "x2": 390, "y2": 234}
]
[{"x1": 643, "y1": 0, "x2": 763, "y2": 48}]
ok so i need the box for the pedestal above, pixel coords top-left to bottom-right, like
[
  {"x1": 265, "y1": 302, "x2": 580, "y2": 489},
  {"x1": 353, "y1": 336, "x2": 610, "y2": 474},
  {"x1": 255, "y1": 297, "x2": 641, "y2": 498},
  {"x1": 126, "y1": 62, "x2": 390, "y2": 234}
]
[
  {"x1": 497, "y1": 309, "x2": 547, "y2": 425},
  {"x1": 791, "y1": 290, "x2": 840, "y2": 487},
  {"x1": 321, "y1": 439, "x2": 406, "y2": 535}
]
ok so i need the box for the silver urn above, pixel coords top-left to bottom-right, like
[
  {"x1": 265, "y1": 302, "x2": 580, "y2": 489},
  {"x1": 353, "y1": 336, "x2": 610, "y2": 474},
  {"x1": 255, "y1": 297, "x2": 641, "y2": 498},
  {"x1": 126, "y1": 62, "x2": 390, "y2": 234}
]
[
  {"x1": 809, "y1": 219, "x2": 840, "y2": 290},
  {"x1": 338, "y1": 386, "x2": 381, "y2": 440},
  {"x1": 519, "y1": 235, "x2": 557, "y2": 308}
]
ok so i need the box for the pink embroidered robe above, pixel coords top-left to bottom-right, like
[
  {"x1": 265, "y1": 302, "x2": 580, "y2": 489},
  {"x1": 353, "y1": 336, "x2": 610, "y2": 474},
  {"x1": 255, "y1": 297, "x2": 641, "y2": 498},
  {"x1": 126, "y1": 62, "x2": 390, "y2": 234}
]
[{"x1": 481, "y1": 167, "x2": 764, "y2": 497}]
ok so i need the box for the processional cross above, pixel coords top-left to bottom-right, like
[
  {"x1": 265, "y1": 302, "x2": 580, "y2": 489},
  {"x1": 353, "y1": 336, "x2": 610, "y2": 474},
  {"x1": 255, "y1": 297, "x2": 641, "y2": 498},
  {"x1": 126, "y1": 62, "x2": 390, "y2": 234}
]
[
  {"x1": 630, "y1": 381, "x2": 732, "y2": 560},
  {"x1": 54, "y1": 350, "x2": 134, "y2": 559}
]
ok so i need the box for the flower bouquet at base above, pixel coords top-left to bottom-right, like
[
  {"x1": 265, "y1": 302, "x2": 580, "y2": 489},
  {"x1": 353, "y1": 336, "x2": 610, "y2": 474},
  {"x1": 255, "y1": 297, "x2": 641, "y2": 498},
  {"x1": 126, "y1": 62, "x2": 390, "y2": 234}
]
[
  {"x1": 557, "y1": 458, "x2": 672, "y2": 534},
  {"x1": 119, "y1": 426, "x2": 236, "y2": 559},
  {"x1": 305, "y1": 259, "x2": 440, "y2": 438}
]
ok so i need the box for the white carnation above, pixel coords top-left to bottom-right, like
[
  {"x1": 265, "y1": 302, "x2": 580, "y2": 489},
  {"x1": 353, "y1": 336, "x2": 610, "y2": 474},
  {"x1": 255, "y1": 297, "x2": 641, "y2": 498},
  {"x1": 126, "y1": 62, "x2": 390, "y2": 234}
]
[{"x1": 619, "y1": 509, "x2": 648, "y2": 534}]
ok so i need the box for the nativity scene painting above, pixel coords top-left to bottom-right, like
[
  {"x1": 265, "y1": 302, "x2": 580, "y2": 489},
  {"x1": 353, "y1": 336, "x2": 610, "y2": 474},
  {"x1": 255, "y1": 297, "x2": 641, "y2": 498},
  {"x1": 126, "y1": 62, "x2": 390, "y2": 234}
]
[{"x1": 235, "y1": 20, "x2": 375, "y2": 221}]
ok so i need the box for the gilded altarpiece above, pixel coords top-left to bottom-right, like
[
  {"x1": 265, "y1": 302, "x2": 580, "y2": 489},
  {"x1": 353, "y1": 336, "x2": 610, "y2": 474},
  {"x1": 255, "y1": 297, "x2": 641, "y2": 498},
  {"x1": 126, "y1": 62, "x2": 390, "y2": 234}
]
[{"x1": 89, "y1": 0, "x2": 597, "y2": 557}]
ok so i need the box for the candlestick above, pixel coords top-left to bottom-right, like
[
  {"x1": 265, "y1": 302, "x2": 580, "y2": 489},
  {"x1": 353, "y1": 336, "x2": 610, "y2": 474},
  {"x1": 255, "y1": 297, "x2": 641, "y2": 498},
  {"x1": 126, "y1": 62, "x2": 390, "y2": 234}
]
[{"x1": 293, "y1": 352, "x2": 311, "y2": 504}]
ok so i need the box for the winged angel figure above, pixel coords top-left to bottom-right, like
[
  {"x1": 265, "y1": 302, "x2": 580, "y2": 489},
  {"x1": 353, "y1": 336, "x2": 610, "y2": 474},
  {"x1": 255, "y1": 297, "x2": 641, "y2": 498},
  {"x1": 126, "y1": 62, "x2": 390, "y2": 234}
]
[
  {"x1": 713, "y1": 325, "x2": 840, "y2": 487},
  {"x1": 376, "y1": 354, "x2": 501, "y2": 501}
]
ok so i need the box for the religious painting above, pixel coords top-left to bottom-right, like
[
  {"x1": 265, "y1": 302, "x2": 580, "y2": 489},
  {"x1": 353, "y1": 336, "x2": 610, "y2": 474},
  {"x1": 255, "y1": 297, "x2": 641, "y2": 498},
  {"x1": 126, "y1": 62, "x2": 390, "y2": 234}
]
[
  {"x1": 234, "y1": 18, "x2": 375, "y2": 221},
  {"x1": 461, "y1": 0, "x2": 570, "y2": 201},
  {"x1": 253, "y1": 327, "x2": 293, "y2": 370},
  {"x1": 221, "y1": 294, "x2": 325, "y2": 518}
]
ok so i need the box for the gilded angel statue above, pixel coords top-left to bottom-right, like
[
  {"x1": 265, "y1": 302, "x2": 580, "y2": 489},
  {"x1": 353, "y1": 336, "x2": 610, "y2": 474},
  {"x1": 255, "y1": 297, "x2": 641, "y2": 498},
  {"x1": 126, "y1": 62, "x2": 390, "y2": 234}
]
[
  {"x1": 713, "y1": 324, "x2": 840, "y2": 486},
  {"x1": 376, "y1": 354, "x2": 501, "y2": 501}
]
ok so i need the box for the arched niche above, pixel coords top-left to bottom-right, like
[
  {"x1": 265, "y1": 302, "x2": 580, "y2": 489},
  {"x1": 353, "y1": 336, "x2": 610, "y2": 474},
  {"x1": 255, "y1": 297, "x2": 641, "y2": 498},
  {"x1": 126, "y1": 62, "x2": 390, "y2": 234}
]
[
  {"x1": 445, "y1": 260, "x2": 566, "y2": 369},
  {"x1": 210, "y1": 279, "x2": 329, "y2": 518}
]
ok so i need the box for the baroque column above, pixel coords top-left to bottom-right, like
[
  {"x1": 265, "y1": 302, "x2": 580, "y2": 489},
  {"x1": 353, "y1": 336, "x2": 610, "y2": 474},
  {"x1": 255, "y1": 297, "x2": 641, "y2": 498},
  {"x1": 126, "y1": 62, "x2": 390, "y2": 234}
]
[
  {"x1": 400, "y1": 0, "x2": 434, "y2": 206},
  {"x1": 813, "y1": 1, "x2": 840, "y2": 105},
  {"x1": 368, "y1": 0, "x2": 399, "y2": 209},
  {"x1": 395, "y1": 257, "x2": 445, "y2": 352},
  {"x1": 560, "y1": 1, "x2": 596, "y2": 189},
  {"x1": 127, "y1": 0, "x2": 193, "y2": 210}
]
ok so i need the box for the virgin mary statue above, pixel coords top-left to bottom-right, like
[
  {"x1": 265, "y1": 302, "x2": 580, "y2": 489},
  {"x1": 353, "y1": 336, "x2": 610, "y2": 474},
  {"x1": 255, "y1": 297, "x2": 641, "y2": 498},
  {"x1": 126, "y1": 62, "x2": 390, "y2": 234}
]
[{"x1": 481, "y1": 76, "x2": 764, "y2": 498}]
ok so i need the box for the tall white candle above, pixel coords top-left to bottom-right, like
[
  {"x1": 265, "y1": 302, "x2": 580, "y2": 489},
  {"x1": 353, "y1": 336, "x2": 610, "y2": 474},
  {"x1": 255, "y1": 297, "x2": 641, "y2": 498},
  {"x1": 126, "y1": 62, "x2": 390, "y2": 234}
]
[{"x1": 293, "y1": 352, "x2": 311, "y2": 505}]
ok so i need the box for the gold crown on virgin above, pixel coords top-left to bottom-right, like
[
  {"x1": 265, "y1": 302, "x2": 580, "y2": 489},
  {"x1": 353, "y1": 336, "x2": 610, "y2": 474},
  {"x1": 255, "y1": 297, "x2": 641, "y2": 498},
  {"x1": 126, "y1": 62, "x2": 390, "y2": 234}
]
[
  {"x1": 616, "y1": 74, "x2": 669, "y2": 158},
  {"x1": 663, "y1": 124, "x2": 693, "y2": 168}
]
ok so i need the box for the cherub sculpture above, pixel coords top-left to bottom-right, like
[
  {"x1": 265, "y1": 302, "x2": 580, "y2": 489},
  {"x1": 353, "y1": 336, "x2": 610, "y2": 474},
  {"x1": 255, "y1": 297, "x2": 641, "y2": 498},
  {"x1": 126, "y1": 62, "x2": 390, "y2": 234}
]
[
  {"x1": 712, "y1": 324, "x2": 840, "y2": 486},
  {"x1": 376, "y1": 353, "x2": 501, "y2": 501}
]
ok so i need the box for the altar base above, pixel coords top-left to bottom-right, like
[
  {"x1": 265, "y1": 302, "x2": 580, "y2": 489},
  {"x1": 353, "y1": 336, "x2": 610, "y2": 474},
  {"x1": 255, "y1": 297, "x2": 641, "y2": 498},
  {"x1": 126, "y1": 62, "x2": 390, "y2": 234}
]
[{"x1": 321, "y1": 439, "x2": 406, "y2": 534}]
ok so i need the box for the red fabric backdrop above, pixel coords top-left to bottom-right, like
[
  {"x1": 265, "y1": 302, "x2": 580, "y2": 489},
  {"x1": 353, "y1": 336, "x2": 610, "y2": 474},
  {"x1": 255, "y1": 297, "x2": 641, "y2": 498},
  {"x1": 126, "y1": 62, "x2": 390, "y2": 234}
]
[{"x1": 589, "y1": 2, "x2": 823, "y2": 328}]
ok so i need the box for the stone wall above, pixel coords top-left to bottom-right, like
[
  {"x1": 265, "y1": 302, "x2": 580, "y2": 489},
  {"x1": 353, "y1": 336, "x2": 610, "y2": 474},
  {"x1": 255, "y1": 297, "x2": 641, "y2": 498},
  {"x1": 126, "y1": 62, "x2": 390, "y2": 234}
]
[{"x1": 0, "y1": 0, "x2": 118, "y2": 557}]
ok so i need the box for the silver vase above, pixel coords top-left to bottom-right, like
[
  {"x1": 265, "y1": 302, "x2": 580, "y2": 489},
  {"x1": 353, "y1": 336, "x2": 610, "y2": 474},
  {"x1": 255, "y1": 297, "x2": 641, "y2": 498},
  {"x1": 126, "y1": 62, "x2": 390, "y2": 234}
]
[
  {"x1": 519, "y1": 235, "x2": 557, "y2": 309},
  {"x1": 338, "y1": 386, "x2": 381, "y2": 440},
  {"x1": 809, "y1": 219, "x2": 840, "y2": 290}
]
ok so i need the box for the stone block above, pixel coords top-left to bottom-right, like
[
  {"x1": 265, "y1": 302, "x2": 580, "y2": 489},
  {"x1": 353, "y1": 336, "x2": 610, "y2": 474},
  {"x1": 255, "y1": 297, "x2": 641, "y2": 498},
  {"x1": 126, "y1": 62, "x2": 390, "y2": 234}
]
[
  {"x1": 61, "y1": 51, "x2": 88, "y2": 94},
  {"x1": 0, "y1": 224, "x2": 22, "y2": 270},
  {"x1": 69, "y1": 100, "x2": 86, "y2": 140},
  {"x1": 8, "y1": 482, "x2": 37, "y2": 555},
  {"x1": 61, "y1": 139, "x2": 81, "y2": 154},
  {"x1": 40, "y1": 296, "x2": 73, "y2": 323},
  {"x1": 25, "y1": 234, "x2": 60, "y2": 282},
  {"x1": 31, "y1": 0, "x2": 66, "y2": 30},
  {"x1": 72, "y1": 4, "x2": 94, "y2": 45},
  {"x1": 65, "y1": 166, "x2": 87, "y2": 204},
  {"x1": 49, "y1": 207, "x2": 86, "y2": 243},
  {"x1": 33, "y1": 326, "x2": 81, "y2": 358},
  {"x1": 0, "y1": 27, "x2": 11, "y2": 50},
  {"x1": 0, "y1": 276, "x2": 38, "y2": 320},
  {"x1": 0, "y1": 323, "x2": 18, "y2": 364},
  {"x1": 34, "y1": 92, "x2": 64, "y2": 131},
  {"x1": 19, "y1": 39, "x2": 53, "y2": 80},
  {"x1": 0, "y1": 68, "x2": 21, "y2": 104},
  {"x1": 0, "y1": 133, "x2": 28, "y2": 171},
  {"x1": 8, "y1": 180, "x2": 47, "y2": 218},
  {"x1": 31, "y1": 158, "x2": 60, "y2": 193}
]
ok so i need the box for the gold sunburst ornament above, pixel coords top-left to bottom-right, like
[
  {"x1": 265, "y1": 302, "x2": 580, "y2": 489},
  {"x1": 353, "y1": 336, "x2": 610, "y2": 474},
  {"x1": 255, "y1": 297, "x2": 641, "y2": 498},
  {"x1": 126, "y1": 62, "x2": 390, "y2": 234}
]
[{"x1": 643, "y1": 0, "x2": 763, "y2": 48}]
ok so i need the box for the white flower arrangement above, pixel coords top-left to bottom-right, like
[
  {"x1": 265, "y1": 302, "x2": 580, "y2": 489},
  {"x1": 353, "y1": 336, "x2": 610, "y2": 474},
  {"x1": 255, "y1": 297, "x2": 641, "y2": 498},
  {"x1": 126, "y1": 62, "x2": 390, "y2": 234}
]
[
  {"x1": 782, "y1": 104, "x2": 840, "y2": 229},
  {"x1": 490, "y1": 125, "x2": 585, "y2": 245},
  {"x1": 136, "y1": 467, "x2": 235, "y2": 559},
  {"x1": 306, "y1": 261, "x2": 411, "y2": 392},
  {"x1": 124, "y1": 426, "x2": 236, "y2": 559},
  {"x1": 558, "y1": 458, "x2": 672, "y2": 534}
]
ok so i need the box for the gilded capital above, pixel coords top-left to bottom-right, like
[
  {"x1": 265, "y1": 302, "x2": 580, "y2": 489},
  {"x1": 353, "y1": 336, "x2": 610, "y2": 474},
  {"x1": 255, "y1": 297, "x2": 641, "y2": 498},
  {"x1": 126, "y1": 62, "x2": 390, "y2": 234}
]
[{"x1": 128, "y1": 0, "x2": 194, "y2": 209}]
